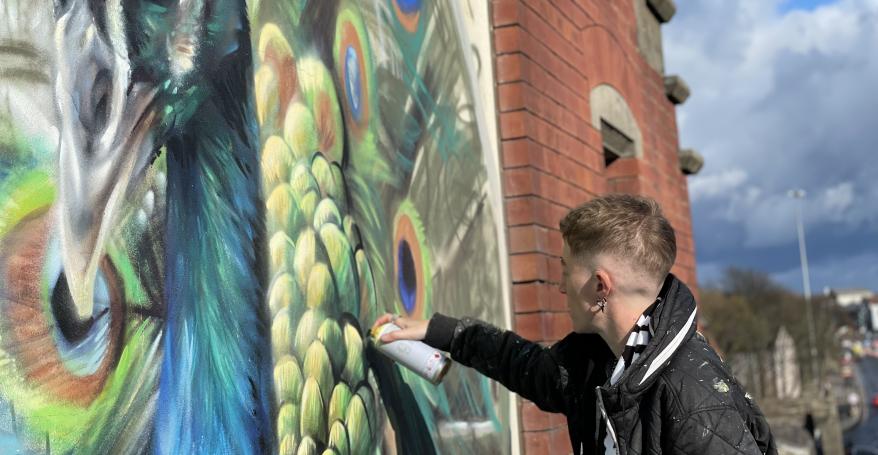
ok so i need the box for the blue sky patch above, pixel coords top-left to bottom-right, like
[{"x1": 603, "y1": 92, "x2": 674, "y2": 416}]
[{"x1": 778, "y1": 0, "x2": 838, "y2": 13}]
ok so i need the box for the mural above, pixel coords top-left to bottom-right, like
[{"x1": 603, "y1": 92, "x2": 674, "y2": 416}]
[{"x1": 0, "y1": 0, "x2": 510, "y2": 454}]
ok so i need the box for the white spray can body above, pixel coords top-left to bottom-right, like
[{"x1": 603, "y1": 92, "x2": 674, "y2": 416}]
[{"x1": 370, "y1": 322, "x2": 452, "y2": 385}]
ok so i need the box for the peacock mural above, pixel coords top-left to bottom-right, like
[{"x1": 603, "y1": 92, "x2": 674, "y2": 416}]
[{"x1": 0, "y1": 0, "x2": 509, "y2": 453}]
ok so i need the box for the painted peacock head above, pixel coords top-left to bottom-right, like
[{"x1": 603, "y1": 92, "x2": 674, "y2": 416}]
[{"x1": 52, "y1": 0, "x2": 252, "y2": 320}]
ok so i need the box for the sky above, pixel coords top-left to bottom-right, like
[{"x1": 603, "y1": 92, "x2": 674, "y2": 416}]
[{"x1": 664, "y1": 0, "x2": 878, "y2": 293}]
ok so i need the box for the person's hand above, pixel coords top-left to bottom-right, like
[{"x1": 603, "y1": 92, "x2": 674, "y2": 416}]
[{"x1": 372, "y1": 313, "x2": 429, "y2": 343}]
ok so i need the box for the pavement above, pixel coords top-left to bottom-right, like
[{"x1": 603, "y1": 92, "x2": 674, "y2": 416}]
[
  {"x1": 844, "y1": 356, "x2": 878, "y2": 453},
  {"x1": 837, "y1": 362, "x2": 866, "y2": 432}
]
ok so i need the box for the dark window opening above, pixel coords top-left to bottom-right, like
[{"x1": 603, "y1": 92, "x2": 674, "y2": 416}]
[{"x1": 600, "y1": 119, "x2": 635, "y2": 167}]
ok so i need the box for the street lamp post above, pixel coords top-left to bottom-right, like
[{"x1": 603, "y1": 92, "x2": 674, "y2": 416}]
[{"x1": 788, "y1": 189, "x2": 820, "y2": 387}]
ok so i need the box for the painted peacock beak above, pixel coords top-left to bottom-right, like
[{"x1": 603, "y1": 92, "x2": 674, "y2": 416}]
[{"x1": 57, "y1": 84, "x2": 158, "y2": 320}]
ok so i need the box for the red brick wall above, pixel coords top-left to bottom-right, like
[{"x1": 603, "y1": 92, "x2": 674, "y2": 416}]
[{"x1": 490, "y1": 1, "x2": 697, "y2": 453}]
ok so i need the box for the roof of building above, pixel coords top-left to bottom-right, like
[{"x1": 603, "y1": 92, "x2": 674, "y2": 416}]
[{"x1": 827, "y1": 288, "x2": 874, "y2": 296}]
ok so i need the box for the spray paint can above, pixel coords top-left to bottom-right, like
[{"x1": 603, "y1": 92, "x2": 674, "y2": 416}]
[{"x1": 370, "y1": 322, "x2": 452, "y2": 385}]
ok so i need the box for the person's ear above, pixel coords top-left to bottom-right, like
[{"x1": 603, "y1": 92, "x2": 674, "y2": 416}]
[{"x1": 595, "y1": 269, "x2": 613, "y2": 299}]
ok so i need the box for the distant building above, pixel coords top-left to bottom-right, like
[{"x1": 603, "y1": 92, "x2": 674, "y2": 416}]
[
  {"x1": 825, "y1": 288, "x2": 874, "y2": 308},
  {"x1": 728, "y1": 326, "x2": 801, "y2": 400},
  {"x1": 825, "y1": 288, "x2": 877, "y2": 333},
  {"x1": 866, "y1": 296, "x2": 878, "y2": 332},
  {"x1": 773, "y1": 327, "x2": 801, "y2": 400}
]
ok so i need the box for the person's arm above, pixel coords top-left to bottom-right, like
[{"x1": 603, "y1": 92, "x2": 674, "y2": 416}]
[{"x1": 374, "y1": 313, "x2": 579, "y2": 413}]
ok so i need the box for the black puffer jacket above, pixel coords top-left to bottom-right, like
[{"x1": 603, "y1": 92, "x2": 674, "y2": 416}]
[{"x1": 424, "y1": 274, "x2": 776, "y2": 454}]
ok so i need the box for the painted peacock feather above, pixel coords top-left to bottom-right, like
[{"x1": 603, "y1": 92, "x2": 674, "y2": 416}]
[{"x1": 0, "y1": 0, "x2": 510, "y2": 453}]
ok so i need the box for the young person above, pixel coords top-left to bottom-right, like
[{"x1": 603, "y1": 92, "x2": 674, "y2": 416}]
[{"x1": 373, "y1": 194, "x2": 776, "y2": 454}]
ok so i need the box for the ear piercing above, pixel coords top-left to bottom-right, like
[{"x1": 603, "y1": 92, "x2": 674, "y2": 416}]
[{"x1": 596, "y1": 297, "x2": 607, "y2": 312}]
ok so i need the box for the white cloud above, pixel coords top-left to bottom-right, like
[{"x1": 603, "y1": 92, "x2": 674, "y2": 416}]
[
  {"x1": 689, "y1": 168, "x2": 749, "y2": 201},
  {"x1": 668, "y1": 0, "x2": 878, "y2": 177},
  {"x1": 815, "y1": 181, "x2": 854, "y2": 221},
  {"x1": 693, "y1": 180, "x2": 872, "y2": 248},
  {"x1": 733, "y1": 190, "x2": 797, "y2": 248},
  {"x1": 667, "y1": 0, "x2": 878, "y2": 251}
]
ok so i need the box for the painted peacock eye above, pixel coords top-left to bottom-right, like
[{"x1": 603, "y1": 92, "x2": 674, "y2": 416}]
[
  {"x1": 392, "y1": 200, "x2": 432, "y2": 319},
  {"x1": 392, "y1": 0, "x2": 422, "y2": 33},
  {"x1": 335, "y1": 8, "x2": 373, "y2": 138},
  {"x1": 0, "y1": 208, "x2": 125, "y2": 405},
  {"x1": 396, "y1": 239, "x2": 417, "y2": 313},
  {"x1": 344, "y1": 46, "x2": 361, "y2": 121},
  {"x1": 48, "y1": 265, "x2": 115, "y2": 377}
]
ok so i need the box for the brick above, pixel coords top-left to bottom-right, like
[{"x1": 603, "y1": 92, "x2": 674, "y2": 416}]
[
  {"x1": 499, "y1": 56, "x2": 591, "y2": 125},
  {"x1": 498, "y1": 77, "x2": 586, "y2": 136},
  {"x1": 518, "y1": 29, "x2": 589, "y2": 97},
  {"x1": 605, "y1": 157, "x2": 641, "y2": 178},
  {"x1": 546, "y1": 312, "x2": 573, "y2": 341},
  {"x1": 536, "y1": 44, "x2": 587, "y2": 90},
  {"x1": 531, "y1": 172, "x2": 557, "y2": 203},
  {"x1": 502, "y1": 139, "x2": 538, "y2": 168},
  {"x1": 521, "y1": 401, "x2": 553, "y2": 431},
  {"x1": 505, "y1": 197, "x2": 536, "y2": 226},
  {"x1": 493, "y1": 0, "x2": 522, "y2": 26},
  {"x1": 515, "y1": 312, "x2": 546, "y2": 341},
  {"x1": 523, "y1": 430, "x2": 551, "y2": 455},
  {"x1": 550, "y1": 427, "x2": 572, "y2": 453},
  {"x1": 546, "y1": 285, "x2": 569, "y2": 312},
  {"x1": 579, "y1": 145, "x2": 606, "y2": 175},
  {"x1": 573, "y1": 165, "x2": 598, "y2": 195},
  {"x1": 495, "y1": 26, "x2": 523, "y2": 54},
  {"x1": 505, "y1": 196, "x2": 568, "y2": 228},
  {"x1": 513, "y1": 282, "x2": 542, "y2": 312},
  {"x1": 495, "y1": 54, "x2": 524, "y2": 83},
  {"x1": 523, "y1": 0, "x2": 581, "y2": 40},
  {"x1": 548, "y1": 411, "x2": 567, "y2": 428},
  {"x1": 590, "y1": 174, "x2": 609, "y2": 196},
  {"x1": 547, "y1": 200, "x2": 570, "y2": 227},
  {"x1": 608, "y1": 176, "x2": 641, "y2": 195},
  {"x1": 527, "y1": 116, "x2": 586, "y2": 160},
  {"x1": 676, "y1": 251, "x2": 695, "y2": 270},
  {"x1": 519, "y1": 4, "x2": 583, "y2": 68},
  {"x1": 499, "y1": 111, "x2": 529, "y2": 139},
  {"x1": 497, "y1": 82, "x2": 527, "y2": 112},
  {"x1": 510, "y1": 253, "x2": 550, "y2": 282},
  {"x1": 509, "y1": 225, "x2": 546, "y2": 254},
  {"x1": 545, "y1": 175, "x2": 572, "y2": 208},
  {"x1": 542, "y1": 150, "x2": 567, "y2": 181},
  {"x1": 582, "y1": 123, "x2": 602, "y2": 150},
  {"x1": 547, "y1": 255, "x2": 563, "y2": 283},
  {"x1": 551, "y1": 0, "x2": 593, "y2": 28},
  {"x1": 513, "y1": 281, "x2": 566, "y2": 313},
  {"x1": 504, "y1": 168, "x2": 537, "y2": 196},
  {"x1": 547, "y1": 229, "x2": 564, "y2": 256},
  {"x1": 561, "y1": 180, "x2": 590, "y2": 208}
]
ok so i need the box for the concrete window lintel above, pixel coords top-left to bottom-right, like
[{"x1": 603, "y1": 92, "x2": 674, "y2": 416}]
[
  {"x1": 679, "y1": 148, "x2": 704, "y2": 175},
  {"x1": 664, "y1": 74, "x2": 690, "y2": 105},
  {"x1": 647, "y1": 0, "x2": 677, "y2": 23}
]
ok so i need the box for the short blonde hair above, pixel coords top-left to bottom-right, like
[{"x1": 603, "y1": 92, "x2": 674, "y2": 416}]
[{"x1": 559, "y1": 194, "x2": 676, "y2": 281}]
